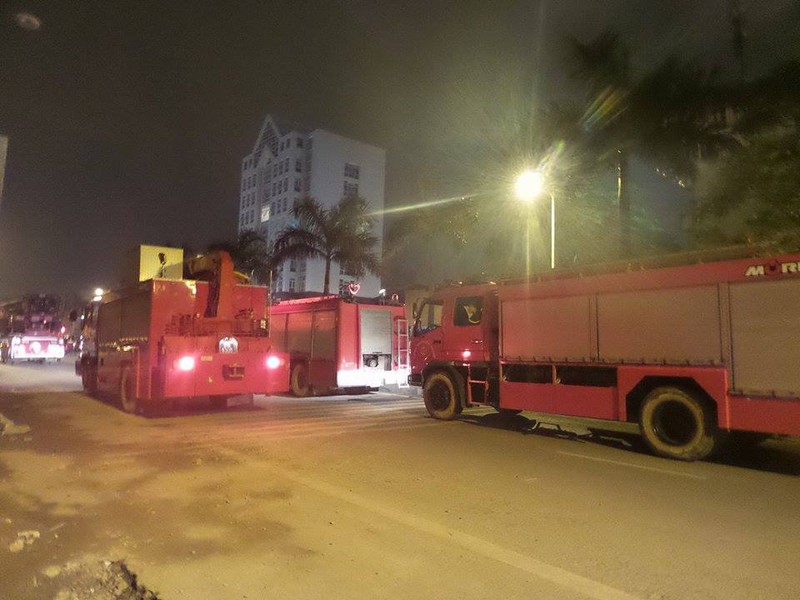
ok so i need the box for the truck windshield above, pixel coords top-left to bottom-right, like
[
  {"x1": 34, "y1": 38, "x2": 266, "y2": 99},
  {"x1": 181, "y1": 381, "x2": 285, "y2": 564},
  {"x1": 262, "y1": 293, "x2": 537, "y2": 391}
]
[{"x1": 413, "y1": 299, "x2": 443, "y2": 335}]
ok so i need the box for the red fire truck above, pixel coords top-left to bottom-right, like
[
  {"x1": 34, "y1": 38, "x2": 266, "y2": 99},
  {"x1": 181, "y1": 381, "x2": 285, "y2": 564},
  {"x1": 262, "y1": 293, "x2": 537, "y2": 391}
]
[
  {"x1": 269, "y1": 295, "x2": 409, "y2": 396},
  {"x1": 0, "y1": 294, "x2": 65, "y2": 363},
  {"x1": 76, "y1": 251, "x2": 291, "y2": 413},
  {"x1": 409, "y1": 251, "x2": 800, "y2": 461}
]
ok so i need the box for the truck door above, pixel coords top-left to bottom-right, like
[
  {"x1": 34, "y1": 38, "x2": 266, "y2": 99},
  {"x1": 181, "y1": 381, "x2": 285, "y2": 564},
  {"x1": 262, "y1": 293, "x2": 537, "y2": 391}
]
[
  {"x1": 410, "y1": 298, "x2": 443, "y2": 374},
  {"x1": 443, "y1": 295, "x2": 485, "y2": 362}
]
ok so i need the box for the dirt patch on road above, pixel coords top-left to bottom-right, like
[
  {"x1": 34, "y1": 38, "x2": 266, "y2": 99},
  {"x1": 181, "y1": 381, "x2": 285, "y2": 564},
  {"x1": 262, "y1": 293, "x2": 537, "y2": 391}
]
[{"x1": 36, "y1": 558, "x2": 160, "y2": 600}]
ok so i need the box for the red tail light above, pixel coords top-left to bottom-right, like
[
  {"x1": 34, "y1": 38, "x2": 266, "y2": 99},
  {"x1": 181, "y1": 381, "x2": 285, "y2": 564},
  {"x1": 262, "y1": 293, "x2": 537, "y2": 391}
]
[{"x1": 175, "y1": 356, "x2": 196, "y2": 371}]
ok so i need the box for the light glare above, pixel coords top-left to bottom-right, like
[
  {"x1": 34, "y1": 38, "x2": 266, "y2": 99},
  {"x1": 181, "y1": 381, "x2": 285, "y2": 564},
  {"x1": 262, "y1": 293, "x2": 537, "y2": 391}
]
[
  {"x1": 176, "y1": 356, "x2": 196, "y2": 371},
  {"x1": 515, "y1": 170, "x2": 545, "y2": 202}
]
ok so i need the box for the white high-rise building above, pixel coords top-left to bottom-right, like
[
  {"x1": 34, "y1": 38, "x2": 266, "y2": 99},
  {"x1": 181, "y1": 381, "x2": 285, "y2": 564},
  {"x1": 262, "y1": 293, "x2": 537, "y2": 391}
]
[{"x1": 238, "y1": 115, "x2": 385, "y2": 297}]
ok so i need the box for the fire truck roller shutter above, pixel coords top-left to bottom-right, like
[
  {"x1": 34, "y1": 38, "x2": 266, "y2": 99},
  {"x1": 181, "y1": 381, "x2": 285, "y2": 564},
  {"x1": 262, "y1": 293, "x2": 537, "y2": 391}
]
[{"x1": 360, "y1": 309, "x2": 392, "y2": 370}]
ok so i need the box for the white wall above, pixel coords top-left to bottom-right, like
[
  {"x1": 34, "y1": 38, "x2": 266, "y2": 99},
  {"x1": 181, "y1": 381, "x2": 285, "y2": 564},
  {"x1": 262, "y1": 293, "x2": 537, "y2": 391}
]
[{"x1": 307, "y1": 129, "x2": 385, "y2": 297}]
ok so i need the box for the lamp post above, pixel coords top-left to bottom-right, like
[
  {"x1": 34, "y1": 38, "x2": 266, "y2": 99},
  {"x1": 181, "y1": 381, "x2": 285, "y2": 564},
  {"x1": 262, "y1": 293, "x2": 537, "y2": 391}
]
[{"x1": 515, "y1": 170, "x2": 555, "y2": 270}]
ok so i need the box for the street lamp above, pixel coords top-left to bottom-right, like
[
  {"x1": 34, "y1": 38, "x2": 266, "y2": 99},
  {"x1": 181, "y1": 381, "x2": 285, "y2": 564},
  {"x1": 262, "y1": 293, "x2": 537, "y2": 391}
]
[{"x1": 515, "y1": 169, "x2": 555, "y2": 270}]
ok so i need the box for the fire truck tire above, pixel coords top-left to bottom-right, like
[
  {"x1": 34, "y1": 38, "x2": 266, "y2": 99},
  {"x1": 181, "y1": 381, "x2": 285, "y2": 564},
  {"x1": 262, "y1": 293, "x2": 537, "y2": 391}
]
[
  {"x1": 639, "y1": 386, "x2": 718, "y2": 461},
  {"x1": 119, "y1": 367, "x2": 138, "y2": 414},
  {"x1": 82, "y1": 362, "x2": 98, "y2": 397},
  {"x1": 423, "y1": 370, "x2": 464, "y2": 420},
  {"x1": 290, "y1": 362, "x2": 310, "y2": 397}
]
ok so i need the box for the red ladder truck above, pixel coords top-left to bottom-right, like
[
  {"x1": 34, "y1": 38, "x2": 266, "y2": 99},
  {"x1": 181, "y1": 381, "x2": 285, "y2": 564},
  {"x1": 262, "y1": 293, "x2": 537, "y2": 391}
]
[
  {"x1": 76, "y1": 251, "x2": 290, "y2": 413},
  {"x1": 409, "y1": 250, "x2": 800, "y2": 461},
  {"x1": 269, "y1": 295, "x2": 409, "y2": 396}
]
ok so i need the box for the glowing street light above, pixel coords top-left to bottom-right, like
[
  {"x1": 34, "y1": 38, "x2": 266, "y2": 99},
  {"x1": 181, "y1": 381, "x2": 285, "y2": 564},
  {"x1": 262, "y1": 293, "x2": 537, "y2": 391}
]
[
  {"x1": 515, "y1": 170, "x2": 545, "y2": 202},
  {"x1": 515, "y1": 169, "x2": 555, "y2": 270},
  {"x1": 92, "y1": 288, "x2": 104, "y2": 302}
]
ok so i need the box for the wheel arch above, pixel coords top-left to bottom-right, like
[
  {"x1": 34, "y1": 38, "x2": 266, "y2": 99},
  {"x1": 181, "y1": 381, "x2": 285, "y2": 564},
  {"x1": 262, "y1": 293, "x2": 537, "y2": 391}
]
[{"x1": 625, "y1": 376, "x2": 718, "y2": 424}]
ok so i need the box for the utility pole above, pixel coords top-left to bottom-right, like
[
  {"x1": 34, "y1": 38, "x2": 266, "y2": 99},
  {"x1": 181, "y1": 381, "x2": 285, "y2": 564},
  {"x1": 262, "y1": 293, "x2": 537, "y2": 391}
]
[{"x1": 0, "y1": 135, "x2": 8, "y2": 213}]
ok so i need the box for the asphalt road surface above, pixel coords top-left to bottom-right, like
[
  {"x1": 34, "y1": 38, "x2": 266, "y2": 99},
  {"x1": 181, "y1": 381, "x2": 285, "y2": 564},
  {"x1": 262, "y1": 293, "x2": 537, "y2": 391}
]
[{"x1": 2, "y1": 360, "x2": 800, "y2": 599}]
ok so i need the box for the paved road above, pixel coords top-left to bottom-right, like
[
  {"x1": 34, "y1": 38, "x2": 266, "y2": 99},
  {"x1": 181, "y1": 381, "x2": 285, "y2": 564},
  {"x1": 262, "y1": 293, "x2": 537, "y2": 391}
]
[{"x1": 2, "y1": 361, "x2": 800, "y2": 599}]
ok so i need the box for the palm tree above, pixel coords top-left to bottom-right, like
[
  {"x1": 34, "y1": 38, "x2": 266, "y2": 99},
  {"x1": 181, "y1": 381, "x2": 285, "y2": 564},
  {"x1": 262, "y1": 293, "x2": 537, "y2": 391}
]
[{"x1": 272, "y1": 195, "x2": 380, "y2": 294}]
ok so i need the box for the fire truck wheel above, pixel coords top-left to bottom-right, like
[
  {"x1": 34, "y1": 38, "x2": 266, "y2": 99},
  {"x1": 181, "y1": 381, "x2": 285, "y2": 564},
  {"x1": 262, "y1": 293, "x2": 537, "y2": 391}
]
[
  {"x1": 290, "y1": 362, "x2": 310, "y2": 397},
  {"x1": 423, "y1": 370, "x2": 464, "y2": 420},
  {"x1": 639, "y1": 386, "x2": 718, "y2": 461},
  {"x1": 119, "y1": 367, "x2": 138, "y2": 414},
  {"x1": 82, "y1": 363, "x2": 98, "y2": 397}
]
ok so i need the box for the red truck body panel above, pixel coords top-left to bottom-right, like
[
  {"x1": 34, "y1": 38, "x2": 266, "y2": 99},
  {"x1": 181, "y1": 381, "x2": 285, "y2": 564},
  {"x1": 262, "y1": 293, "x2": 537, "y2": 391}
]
[{"x1": 269, "y1": 296, "x2": 408, "y2": 393}]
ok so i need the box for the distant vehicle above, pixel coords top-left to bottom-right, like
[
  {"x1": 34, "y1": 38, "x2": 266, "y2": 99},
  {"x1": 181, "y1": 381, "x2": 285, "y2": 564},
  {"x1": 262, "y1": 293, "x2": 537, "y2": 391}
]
[
  {"x1": 269, "y1": 295, "x2": 409, "y2": 396},
  {"x1": 410, "y1": 250, "x2": 800, "y2": 461},
  {"x1": 0, "y1": 294, "x2": 65, "y2": 363},
  {"x1": 76, "y1": 250, "x2": 291, "y2": 413}
]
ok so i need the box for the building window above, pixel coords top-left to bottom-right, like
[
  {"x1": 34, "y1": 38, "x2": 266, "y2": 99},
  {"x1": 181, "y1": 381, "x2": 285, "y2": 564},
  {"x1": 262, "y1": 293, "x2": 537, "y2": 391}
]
[
  {"x1": 283, "y1": 178, "x2": 288, "y2": 192},
  {"x1": 294, "y1": 179, "x2": 301, "y2": 192},
  {"x1": 288, "y1": 279, "x2": 295, "y2": 291},
  {"x1": 282, "y1": 198, "x2": 288, "y2": 212},
  {"x1": 344, "y1": 163, "x2": 360, "y2": 179},
  {"x1": 295, "y1": 159, "x2": 302, "y2": 173},
  {"x1": 296, "y1": 137, "x2": 304, "y2": 148},
  {"x1": 261, "y1": 205, "x2": 270, "y2": 222},
  {"x1": 344, "y1": 181, "x2": 359, "y2": 196},
  {"x1": 289, "y1": 259, "x2": 296, "y2": 272}
]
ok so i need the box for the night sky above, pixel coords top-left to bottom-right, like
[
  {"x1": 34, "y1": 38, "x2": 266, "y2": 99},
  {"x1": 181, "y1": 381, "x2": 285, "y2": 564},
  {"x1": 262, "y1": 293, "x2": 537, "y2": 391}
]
[{"x1": 1, "y1": 0, "x2": 797, "y2": 300}]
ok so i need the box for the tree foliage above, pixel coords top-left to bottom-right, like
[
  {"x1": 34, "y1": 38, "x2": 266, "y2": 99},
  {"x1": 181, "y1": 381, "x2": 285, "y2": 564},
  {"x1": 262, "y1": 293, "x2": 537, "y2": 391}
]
[
  {"x1": 207, "y1": 230, "x2": 272, "y2": 284},
  {"x1": 691, "y1": 61, "x2": 800, "y2": 247},
  {"x1": 567, "y1": 31, "x2": 733, "y2": 256}
]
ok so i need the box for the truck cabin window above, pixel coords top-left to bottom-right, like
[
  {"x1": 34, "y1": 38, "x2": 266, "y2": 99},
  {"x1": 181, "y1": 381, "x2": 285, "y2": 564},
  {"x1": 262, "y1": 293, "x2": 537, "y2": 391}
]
[
  {"x1": 454, "y1": 296, "x2": 483, "y2": 327},
  {"x1": 413, "y1": 300, "x2": 443, "y2": 335}
]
